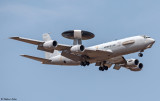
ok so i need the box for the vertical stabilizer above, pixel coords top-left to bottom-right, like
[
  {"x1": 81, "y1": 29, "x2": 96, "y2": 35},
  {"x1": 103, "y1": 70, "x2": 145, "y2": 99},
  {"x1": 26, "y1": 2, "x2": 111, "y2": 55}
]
[
  {"x1": 42, "y1": 33, "x2": 60, "y2": 59},
  {"x1": 43, "y1": 33, "x2": 52, "y2": 41}
]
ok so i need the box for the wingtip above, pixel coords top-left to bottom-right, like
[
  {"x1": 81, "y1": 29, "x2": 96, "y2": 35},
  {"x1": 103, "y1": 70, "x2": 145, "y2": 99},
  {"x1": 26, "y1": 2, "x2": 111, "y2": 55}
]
[
  {"x1": 9, "y1": 37, "x2": 13, "y2": 39},
  {"x1": 9, "y1": 37, "x2": 19, "y2": 39},
  {"x1": 20, "y1": 54, "x2": 26, "y2": 57}
]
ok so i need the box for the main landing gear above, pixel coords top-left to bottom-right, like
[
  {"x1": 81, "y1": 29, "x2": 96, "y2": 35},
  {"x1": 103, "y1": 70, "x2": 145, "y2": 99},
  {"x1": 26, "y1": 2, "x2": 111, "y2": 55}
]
[
  {"x1": 138, "y1": 52, "x2": 143, "y2": 57},
  {"x1": 80, "y1": 61, "x2": 90, "y2": 66},
  {"x1": 99, "y1": 66, "x2": 108, "y2": 71}
]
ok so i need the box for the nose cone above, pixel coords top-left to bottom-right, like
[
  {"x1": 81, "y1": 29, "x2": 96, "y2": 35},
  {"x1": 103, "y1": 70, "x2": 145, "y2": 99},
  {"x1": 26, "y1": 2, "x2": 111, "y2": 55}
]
[
  {"x1": 149, "y1": 38, "x2": 155, "y2": 44},
  {"x1": 146, "y1": 38, "x2": 155, "y2": 48}
]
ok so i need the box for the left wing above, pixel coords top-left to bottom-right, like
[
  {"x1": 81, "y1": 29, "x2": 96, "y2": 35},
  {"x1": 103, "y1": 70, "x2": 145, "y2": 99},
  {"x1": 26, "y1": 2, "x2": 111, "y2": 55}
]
[
  {"x1": 108, "y1": 56, "x2": 126, "y2": 70},
  {"x1": 83, "y1": 48, "x2": 113, "y2": 58},
  {"x1": 108, "y1": 56, "x2": 126, "y2": 64},
  {"x1": 60, "y1": 48, "x2": 113, "y2": 62},
  {"x1": 95, "y1": 55, "x2": 126, "y2": 70}
]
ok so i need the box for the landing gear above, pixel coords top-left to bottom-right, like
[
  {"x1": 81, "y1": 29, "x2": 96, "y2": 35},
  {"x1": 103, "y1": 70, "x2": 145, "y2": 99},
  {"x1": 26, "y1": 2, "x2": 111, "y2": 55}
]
[
  {"x1": 138, "y1": 53, "x2": 143, "y2": 57},
  {"x1": 99, "y1": 66, "x2": 108, "y2": 71},
  {"x1": 99, "y1": 67, "x2": 104, "y2": 71},
  {"x1": 86, "y1": 61, "x2": 90, "y2": 66},
  {"x1": 80, "y1": 61, "x2": 90, "y2": 66},
  {"x1": 80, "y1": 62, "x2": 86, "y2": 66},
  {"x1": 104, "y1": 66, "x2": 108, "y2": 70}
]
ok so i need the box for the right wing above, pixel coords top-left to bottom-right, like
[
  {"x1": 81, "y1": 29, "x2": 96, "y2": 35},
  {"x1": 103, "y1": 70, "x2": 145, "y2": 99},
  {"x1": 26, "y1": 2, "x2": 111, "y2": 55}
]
[
  {"x1": 10, "y1": 36, "x2": 112, "y2": 57},
  {"x1": 37, "y1": 44, "x2": 72, "y2": 53},
  {"x1": 10, "y1": 37, "x2": 72, "y2": 53},
  {"x1": 10, "y1": 37, "x2": 44, "y2": 45}
]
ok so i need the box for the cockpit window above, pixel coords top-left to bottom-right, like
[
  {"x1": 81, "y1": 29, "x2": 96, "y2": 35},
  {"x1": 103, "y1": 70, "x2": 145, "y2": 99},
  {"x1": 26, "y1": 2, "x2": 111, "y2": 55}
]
[{"x1": 142, "y1": 35, "x2": 151, "y2": 38}]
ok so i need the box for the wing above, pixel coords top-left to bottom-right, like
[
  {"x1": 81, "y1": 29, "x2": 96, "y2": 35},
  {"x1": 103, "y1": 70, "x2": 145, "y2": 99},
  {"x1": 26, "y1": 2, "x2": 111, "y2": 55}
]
[
  {"x1": 83, "y1": 48, "x2": 113, "y2": 58},
  {"x1": 10, "y1": 37, "x2": 43, "y2": 45},
  {"x1": 10, "y1": 36, "x2": 112, "y2": 61},
  {"x1": 80, "y1": 48, "x2": 113, "y2": 60},
  {"x1": 108, "y1": 56, "x2": 126, "y2": 64},
  {"x1": 60, "y1": 48, "x2": 113, "y2": 62},
  {"x1": 95, "y1": 56, "x2": 127, "y2": 70},
  {"x1": 108, "y1": 56, "x2": 127, "y2": 70},
  {"x1": 61, "y1": 51, "x2": 82, "y2": 62},
  {"x1": 37, "y1": 44, "x2": 72, "y2": 53},
  {"x1": 10, "y1": 37, "x2": 72, "y2": 53},
  {"x1": 10, "y1": 36, "x2": 112, "y2": 55}
]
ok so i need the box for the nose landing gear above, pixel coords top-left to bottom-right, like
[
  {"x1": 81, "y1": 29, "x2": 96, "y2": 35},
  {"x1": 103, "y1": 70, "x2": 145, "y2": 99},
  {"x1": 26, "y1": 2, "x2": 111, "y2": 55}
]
[{"x1": 138, "y1": 53, "x2": 143, "y2": 57}]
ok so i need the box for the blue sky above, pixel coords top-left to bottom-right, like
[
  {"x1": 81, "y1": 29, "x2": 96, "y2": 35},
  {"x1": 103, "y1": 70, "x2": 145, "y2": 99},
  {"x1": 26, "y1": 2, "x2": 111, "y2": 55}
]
[{"x1": 0, "y1": 0, "x2": 160, "y2": 101}]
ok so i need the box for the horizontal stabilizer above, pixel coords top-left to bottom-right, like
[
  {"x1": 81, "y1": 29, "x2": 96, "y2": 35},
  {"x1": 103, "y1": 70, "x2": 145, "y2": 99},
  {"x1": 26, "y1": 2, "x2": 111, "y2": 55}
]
[
  {"x1": 10, "y1": 37, "x2": 44, "y2": 45},
  {"x1": 21, "y1": 54, "x2": 51, "y2": 64}
]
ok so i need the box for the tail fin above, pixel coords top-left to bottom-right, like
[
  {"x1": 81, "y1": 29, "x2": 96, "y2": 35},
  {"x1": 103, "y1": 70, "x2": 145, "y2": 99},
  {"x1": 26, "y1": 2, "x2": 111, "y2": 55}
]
[
  {"x1": 42, "y1": 33, "x2": 60, "y2": 59},
  {"x1": 43, "y1": 33, "x2": 52, "y2": 41}
]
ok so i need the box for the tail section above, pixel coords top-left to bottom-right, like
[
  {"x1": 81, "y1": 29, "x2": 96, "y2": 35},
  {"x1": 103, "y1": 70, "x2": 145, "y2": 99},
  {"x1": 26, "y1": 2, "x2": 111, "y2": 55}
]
[
  {"x1": 43, "y1": 33, "x2": 60, "y2": 59},
  {"x1": 21, "y1": 54, "x2": 51, "y2": 63},
  {"x1": 43, "y1": 33, "x2": 52, "y2": 41}
]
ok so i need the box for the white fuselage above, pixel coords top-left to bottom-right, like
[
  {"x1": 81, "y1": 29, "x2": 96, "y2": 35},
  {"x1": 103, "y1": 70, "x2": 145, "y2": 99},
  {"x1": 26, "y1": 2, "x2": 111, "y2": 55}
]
[{"x1": 49, "y1": 36, "x2": 155, "y2": 65}]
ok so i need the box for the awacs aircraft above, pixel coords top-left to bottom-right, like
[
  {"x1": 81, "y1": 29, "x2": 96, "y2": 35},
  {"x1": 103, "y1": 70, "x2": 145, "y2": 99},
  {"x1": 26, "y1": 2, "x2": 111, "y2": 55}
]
[{"x1": 10, "y1": 30, "x2": 155, "y2": 71}]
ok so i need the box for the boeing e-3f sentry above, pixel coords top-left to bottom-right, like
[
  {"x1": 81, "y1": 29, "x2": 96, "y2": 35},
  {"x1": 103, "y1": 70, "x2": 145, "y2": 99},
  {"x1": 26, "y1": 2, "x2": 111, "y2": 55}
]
[{"x1": 10, "y1": 30, "x2": 155, "y2": 71}]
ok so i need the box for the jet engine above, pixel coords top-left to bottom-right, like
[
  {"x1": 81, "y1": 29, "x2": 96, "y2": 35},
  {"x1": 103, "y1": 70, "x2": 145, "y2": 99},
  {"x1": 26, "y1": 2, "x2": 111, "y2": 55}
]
[
  {"x1": 126, "y1": 59, "x2": 139, "y2": 67},
  {"x1": 129, "y1": 63, "x2": 143, "y2": 71},
  {"x1": 70, "y1": 45, "x2": 85, "y2": 53},
  {"x1": 43, "y1": 40, "x2": 58, "y2": 49}
]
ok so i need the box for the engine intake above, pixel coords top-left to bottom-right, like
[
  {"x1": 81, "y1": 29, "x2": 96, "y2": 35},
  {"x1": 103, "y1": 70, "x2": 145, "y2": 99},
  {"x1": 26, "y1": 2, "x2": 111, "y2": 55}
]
[
  {"x1": 70, "y1": 45, "x2": 85, "y2": 53},
  {"x1": 129, "y1": 63, "x2": 143, "y2": 71},
  {"x1": 43, "y1": 40, "x2": 57, "y2": 49},
  {"x1": 138, "y1": 63, "x2": 143, "y2": 69},
  {"x1": 126, "y1": 59, "x2": 139, "y2": 67}
]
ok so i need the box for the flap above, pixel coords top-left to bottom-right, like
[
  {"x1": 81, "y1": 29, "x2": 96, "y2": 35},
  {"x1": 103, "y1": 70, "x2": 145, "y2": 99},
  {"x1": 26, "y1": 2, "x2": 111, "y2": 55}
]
[
  {"x1": 113, "y1": 64, "x2": 121, "y2": 70},
  {"x1": 61, "y1": 51, "x2": 82, "y2": 62},
  {"x1": 108, "y1": 56, "x2": 126, "y2": 64}
]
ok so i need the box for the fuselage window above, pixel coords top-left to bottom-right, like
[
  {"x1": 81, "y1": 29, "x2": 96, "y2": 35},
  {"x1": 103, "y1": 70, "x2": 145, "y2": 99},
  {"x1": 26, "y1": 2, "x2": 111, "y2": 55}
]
[{"x1": 104, "y1": 44, "x2": 116, "y2": 48}]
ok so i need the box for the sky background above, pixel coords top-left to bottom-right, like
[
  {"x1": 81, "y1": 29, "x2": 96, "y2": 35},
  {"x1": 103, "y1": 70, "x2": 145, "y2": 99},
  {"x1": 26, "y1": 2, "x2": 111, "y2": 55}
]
[{"x1": 0, "y1": 0, "x2": 160, "y2": 101}]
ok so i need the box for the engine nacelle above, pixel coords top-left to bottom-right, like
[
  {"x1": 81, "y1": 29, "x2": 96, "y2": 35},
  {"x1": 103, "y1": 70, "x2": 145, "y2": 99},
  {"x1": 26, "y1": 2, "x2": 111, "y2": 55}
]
[
  {"x1": 70, "y1": 45, "x2": 85, "y2": 53},
  {"x1": 43, "y1": 40, "x2": 57, "y2": 49},
  {"x1": 126, "y1": 59, "x2": 139, "y2": 67},
  {"x1": 130, "y1": 63, "x2": 143, "y2": 71}
]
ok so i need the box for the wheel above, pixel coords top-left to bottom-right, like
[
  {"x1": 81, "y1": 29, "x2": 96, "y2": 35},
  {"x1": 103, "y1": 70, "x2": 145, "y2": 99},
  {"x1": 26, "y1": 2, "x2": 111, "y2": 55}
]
[
  {"x1": 86, "y1": 61, "x2": 90, "y2": 66},
  {"x1": 104, "y1": 66, "x2": 108, "y2": 70},
  {"x1": 138, "y1": 53, "x2": 143, "y2": 57},
  {"x1": 80, "y1": 62, "x2": 84, "y2": 66},
  {"x1": 80, "y1": 62, "x2": 86, "y2": 66},
  {"x1": 99, "y1": 67, "x2": 104, "y2": 71},
  {"x1": 99, "y1": 67, "x2": 102, "y2": 71}
]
